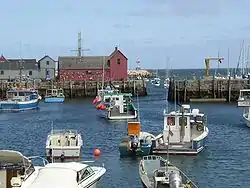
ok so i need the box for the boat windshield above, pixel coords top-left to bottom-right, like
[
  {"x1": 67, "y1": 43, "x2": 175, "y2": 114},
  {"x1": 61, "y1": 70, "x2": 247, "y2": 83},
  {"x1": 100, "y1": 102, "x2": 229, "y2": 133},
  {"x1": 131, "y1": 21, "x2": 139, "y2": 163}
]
[
  {"x1": 50, "y1": 129, "x2": 78, "y2": 135},
  {"x1": 77, "y1": 167, "x2": 95, "y2": 183}
]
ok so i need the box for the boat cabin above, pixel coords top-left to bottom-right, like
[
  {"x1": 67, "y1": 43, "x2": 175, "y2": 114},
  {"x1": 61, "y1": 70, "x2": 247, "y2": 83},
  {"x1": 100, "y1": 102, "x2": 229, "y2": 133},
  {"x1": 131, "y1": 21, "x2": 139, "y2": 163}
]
[
  {"x1": 163, "y1": 105, "x2": 206, "y2": 143},
  {"x1": 48, "y1": 130, "x2": 79, "y2": 147},
  {"x1": 6, "y1": 90, "x2": 38, "y2": 101},
  {"x1": 0, "y1": 150, "x2": 35, "y2": 188},
  {"x1": 46, "y1": 89, "x2": 64, "y2": 98},
  {"x1": 103, "y1": 93, "x2": 136, "y2": 113},
  {"x1": 238, "y1": 89, "x2": 250, "y2": 107}
]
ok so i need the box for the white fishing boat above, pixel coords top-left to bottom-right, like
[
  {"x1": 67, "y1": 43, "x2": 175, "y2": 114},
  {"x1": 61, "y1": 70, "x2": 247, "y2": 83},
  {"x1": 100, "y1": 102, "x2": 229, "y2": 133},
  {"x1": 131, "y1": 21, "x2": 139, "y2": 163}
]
[
  {"x1": 92, "y1": 85, "x2": 119, "y2": 105},
  {"x1": 152, "y1": 104, "x2": 209, "y2": 155},
  {"x1": 237, "y1": 89, "x2": 250, "y2": 107},
  {"x1": 45, "y1": 129, "x2": 83, "y2": 161},
  {"x1": 0, "y1": 150, "x2": 106, "y2": 188},
  {"x1": 139, "y1": 155, "x2": 198, "y2": 188},
  {"x1": 96, "y1": 93, "x2": 138, "y2": 120}
]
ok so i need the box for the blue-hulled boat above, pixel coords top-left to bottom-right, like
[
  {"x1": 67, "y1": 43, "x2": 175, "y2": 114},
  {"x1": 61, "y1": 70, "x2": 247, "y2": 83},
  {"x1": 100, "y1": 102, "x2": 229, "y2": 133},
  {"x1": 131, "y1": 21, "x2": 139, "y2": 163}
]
[
  {"x1": 44, "y1": 88, "x2": 65, "y2": 103},
  {"x1": 0, "y1": 89, "x2": 40, "y2": 111}
]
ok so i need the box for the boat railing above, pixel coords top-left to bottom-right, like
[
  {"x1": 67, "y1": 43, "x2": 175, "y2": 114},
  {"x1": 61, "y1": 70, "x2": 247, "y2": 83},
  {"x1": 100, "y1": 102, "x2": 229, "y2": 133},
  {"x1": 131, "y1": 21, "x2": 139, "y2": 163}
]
[{"x1": 28, "y1": 156, "x2": 49, "y2": 166}]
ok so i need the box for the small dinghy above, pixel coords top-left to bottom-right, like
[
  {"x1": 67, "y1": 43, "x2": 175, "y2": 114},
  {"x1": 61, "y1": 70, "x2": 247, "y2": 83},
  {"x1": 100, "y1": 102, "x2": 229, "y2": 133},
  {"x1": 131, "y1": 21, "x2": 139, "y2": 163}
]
[{"x1": 139, "y1": 155, "x2": 198, "y2": 188}]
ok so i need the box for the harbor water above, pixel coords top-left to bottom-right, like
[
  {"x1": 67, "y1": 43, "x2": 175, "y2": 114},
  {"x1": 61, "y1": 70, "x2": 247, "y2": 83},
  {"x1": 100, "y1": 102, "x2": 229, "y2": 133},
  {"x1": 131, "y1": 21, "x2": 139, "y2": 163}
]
[{"x1": 0, "y1": 84, "x2": 250, "y2": 188}]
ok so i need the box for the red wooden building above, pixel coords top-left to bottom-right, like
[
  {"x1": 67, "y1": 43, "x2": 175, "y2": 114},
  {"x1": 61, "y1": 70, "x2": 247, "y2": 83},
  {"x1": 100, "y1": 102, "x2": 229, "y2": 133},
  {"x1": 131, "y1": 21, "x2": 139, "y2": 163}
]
[{"x1": 58, "y1": 47, "x2": 128, "y2": 81}]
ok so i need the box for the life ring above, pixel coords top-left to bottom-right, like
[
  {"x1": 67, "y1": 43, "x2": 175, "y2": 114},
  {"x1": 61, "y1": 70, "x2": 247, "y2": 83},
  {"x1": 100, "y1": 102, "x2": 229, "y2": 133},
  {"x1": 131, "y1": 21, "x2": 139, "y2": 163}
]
[{"x1": 196, "y1": 123, "x2": 204, "y2": 132}]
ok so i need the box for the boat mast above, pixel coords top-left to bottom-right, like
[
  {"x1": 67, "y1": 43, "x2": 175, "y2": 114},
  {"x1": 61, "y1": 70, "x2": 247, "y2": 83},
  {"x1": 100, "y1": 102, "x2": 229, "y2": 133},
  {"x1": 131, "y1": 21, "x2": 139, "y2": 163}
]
[
  {"x1": 51, "y1": 121, "x2": 54, "y2": 163},
  {"x1": 102, "y1": 57, "x2": 105, "y2": 91},
  {"x1": 227, "y1": 48, "x2": 230, "y2": 78}
]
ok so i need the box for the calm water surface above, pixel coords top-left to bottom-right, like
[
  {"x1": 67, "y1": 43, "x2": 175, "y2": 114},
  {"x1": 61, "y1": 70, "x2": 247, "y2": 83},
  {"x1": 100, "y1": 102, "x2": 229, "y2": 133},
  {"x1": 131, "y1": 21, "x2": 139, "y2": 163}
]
[{"x1": 0, "y1": 85, "x2": 250, "y2": 188}]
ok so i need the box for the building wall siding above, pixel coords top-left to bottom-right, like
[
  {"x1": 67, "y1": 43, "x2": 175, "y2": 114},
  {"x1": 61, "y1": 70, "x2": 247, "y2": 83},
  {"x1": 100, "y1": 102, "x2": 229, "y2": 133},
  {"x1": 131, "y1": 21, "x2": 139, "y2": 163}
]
[
  {"x1": 39, "y1": 56, "x2": 56, "y2": 80},
  {"x1": 59, "y1": 69, "x2": 111, "y2": 81},
  {"x1": 0, "y1": 69, "x2": 40, "y2": 80},
  {"x1": 109, "y1": 51, "x2": 128, "y2": 80}
]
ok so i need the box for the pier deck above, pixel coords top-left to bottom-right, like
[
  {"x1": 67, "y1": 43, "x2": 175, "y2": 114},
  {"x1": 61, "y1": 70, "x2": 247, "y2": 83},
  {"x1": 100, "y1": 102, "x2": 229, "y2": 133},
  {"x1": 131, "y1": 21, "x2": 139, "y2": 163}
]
[
  {"x1": 0, "y1": 80, "x2": 148, "y2": 99},
  {"x1": 168, "y1": 77, "x2": 250, "y2": 103}
]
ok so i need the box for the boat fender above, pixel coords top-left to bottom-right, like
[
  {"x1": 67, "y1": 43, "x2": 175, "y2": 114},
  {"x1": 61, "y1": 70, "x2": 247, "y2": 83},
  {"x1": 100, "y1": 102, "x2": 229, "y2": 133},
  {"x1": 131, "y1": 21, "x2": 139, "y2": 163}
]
[{"x1": 196, "y1": 123, "x2": 204, "y2": 132}]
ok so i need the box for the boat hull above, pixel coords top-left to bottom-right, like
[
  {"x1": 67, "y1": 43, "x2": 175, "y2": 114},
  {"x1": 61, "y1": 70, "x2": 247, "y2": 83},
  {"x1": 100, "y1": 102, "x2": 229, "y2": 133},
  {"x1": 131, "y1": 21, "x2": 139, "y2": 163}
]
[
  {"x1": 0, "y1": 99, "x2": 39, "y2": 111},
  {"x1": 98, "y1": 109, "x2": 137, "y2": 120},
  {"x1": 119, "y1": 144, "x2": 152, "y2": 157},
  {"x1": 243, "y1": 113, "x2": 250, "y2": 128},
  {"x1": 44, "y1": 97, "x2": 65, "y2": 103}
]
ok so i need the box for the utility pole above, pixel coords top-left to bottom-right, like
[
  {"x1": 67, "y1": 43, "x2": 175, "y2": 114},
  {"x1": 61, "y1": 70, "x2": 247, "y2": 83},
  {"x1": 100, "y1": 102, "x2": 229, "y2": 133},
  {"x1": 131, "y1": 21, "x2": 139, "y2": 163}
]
[
  {"x1": 19, "y1": 41, "x2": 25, "y2": 83},
  {"x1": 70, "y1": 32, "x2": 90, "y2": 62}
]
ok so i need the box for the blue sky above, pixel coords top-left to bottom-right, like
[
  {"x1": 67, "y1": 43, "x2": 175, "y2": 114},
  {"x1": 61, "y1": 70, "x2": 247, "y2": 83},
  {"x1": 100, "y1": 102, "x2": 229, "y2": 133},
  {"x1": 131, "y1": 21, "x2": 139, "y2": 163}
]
[{"x1": 1, "y1": 0, "x2": 250, "y2": 69}]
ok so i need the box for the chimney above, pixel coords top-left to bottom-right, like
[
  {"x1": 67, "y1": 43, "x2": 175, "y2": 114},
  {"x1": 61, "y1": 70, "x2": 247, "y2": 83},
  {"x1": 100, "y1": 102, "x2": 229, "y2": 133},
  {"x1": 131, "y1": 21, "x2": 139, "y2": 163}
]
[{"x1": 115, "y1": 46, "x2": 118, "y2": 51}]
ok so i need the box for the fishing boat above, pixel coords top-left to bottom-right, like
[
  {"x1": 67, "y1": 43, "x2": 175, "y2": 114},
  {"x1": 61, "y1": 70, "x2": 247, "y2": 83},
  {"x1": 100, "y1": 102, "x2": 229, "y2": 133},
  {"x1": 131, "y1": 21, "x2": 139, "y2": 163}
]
[
  {"x1": 0, "y1": 89, "x2": 40, "y2": 111},
  {"x1": 237, "y1": 89, "x2": 250, "y2": 107},
  {"x1": 154, "y1": 77, "x2": 161, "y2": 87},
  {"x1": 119, "y1": 121, "x2": 156, "y2": 157},
  {"x1": 45, "y1": 129, "x2": 83, "y2": 162},
  {"x1": 44, "y1": 88, "x2": 65, "y2": 103},
  {"x1": 152, "y1": 104, "x2": 209, "y2": 155},
  {"x1": 96, "y1": 93, "x2": 138, "y2": 120},
  {"x1": 92, "y1": 85, "x2": 119, "y2": 105},
  {"x1": 0, "y1": 150, "x2": 106, "y2": 188},
  {"x1": 139, "y1": 155, "x2": 198, "y2": 188}
]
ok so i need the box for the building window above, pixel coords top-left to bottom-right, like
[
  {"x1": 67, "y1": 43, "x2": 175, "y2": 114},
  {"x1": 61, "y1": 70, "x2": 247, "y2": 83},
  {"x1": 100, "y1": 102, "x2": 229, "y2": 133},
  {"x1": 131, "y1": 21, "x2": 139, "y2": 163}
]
[
  {"x1": 29, "y1": 71, "x2": 32, "y2": 76},
  {"x1": 46, "y1": 61, "x2": 49, "y2": 65},
  {"x1": 117, "y1": 58, "x2": 120, "y2": 65},
  {"x1": 0, "y1": 70, "x2": 4, "y2": 75},
  {"x1": 107, "y1": 60, "x2": 110, "y2": 67}
]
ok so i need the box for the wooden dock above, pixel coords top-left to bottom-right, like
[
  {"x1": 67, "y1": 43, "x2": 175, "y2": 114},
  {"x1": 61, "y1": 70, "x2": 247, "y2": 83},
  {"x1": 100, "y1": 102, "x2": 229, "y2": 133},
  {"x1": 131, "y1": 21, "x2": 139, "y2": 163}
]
[
  {"x1": 167, "y1": 77, "x2": 250, "y2": 103},
  {"x1": 0, "y1": 80, "x2": 147, "y2": 99}
]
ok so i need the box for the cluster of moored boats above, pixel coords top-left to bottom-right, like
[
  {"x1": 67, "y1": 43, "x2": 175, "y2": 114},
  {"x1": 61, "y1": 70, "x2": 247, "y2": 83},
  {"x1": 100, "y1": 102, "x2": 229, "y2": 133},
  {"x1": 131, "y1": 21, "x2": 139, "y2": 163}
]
[
  {"x1": 91, "y1": 85, "x2": 209, "y2": 187},
  {"x1": 0, "y1": 83, "x2": 210, "y2": 188},
  {"x1": 0, "y1": 86, "x2": 65, "y2": 111}
]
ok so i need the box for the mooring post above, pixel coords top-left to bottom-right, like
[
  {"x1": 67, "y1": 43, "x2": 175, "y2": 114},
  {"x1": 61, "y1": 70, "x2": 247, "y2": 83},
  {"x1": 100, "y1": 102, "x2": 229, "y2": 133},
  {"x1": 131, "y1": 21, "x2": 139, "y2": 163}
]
[
  {"x1": 212, "y1": 76, "x2": 216, "y2": 98},
  {"x1": 69, "y1": 81, "x2": 73, "y2": 98},
  {"x1": 228, "y1": 76, "x2": 231, "y2": 102},
  {"x1": 184, "y1": 79, "x2": 187, "y2": 103}
]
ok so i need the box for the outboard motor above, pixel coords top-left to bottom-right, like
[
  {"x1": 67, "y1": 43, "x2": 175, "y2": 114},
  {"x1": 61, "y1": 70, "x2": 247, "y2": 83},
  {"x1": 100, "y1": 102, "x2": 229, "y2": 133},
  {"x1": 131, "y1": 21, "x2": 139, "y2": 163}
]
[
  {"x1": 130, "y1": 136, "x2": 139, "y2": 151},
  {"x1": 169, "y1": 172, "x2": 182, "y2": 188}
]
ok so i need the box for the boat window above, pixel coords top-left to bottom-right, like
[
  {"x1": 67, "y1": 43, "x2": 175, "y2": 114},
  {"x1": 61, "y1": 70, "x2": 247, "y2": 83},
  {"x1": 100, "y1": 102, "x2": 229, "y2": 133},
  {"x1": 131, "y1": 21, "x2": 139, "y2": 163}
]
[
  {"x1": 18, "y1": 92, "x2": 25, "y2": 96},
  {"x1": 167, "y1": 117, "x2": 175, "y2": 126},
  {"x1": 179, "y1": 117, "x2": 187, "y2": 126},
  {"x1": 78, "y1": 167, "x2": 94, "y2": 182}
]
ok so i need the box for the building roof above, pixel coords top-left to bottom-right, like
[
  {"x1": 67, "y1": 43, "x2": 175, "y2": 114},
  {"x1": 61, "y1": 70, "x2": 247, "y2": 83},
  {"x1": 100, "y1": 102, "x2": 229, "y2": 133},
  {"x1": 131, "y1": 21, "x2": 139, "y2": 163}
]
[
  {"x1": 58, "y1": 56, "x2": 110, "y2": 69},
  {"x1": 38, "y1": 55, "x2": 55, "y2": 62},
  {"x1": 0, "y1": 55, "x2": 8, "y2": 63},
  {"x1": 110, "y1": 46, "x2": 128, "y2": 60},
  {"x1": 0, "y1": 58, "x2": 38, "y2": 70}
]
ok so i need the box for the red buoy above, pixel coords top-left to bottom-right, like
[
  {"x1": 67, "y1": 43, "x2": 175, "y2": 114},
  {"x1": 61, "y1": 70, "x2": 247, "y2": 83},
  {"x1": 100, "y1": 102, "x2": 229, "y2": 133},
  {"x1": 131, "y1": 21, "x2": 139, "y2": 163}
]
[{"x1": 93, "y1": 148, "x2": 101, "y2": 157}]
